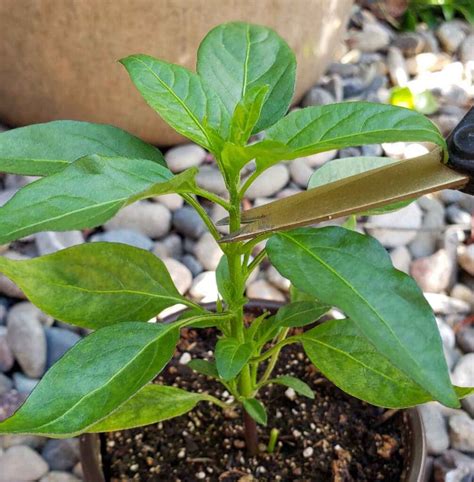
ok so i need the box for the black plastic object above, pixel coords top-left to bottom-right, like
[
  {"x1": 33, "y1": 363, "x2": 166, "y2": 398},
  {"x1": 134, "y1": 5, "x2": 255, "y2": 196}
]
[{"x1": 447, "y1": 107, "x2": 474, "y2": 194}]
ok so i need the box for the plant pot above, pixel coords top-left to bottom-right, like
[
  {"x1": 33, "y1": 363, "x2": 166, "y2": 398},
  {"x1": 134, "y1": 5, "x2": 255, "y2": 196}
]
[
  {"x1": 79, "y1": 300, "x2": 428, "y2": 481},
  {"x1": 0, "y1": 0, "x2": 352, "y2": 146}
]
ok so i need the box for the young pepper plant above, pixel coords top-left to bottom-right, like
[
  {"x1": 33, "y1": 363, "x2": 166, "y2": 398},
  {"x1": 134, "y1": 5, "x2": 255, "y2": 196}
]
[{"x1": 0, "y1": 22, "x2": 471, "y2": 454}]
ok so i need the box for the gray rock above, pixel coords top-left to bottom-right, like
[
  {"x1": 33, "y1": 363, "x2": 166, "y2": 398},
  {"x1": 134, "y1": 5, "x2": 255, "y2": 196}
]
[
  {"x1": 458, "y1": 245, "x2": 474, "y2": 276},
  {"x1": 0, "y1": 251, "x2": 29, "y2": 299},
  {"x1": 7, "y1": 302, "x2": 47, "y2": 378},
  {"x1": 0, "y1": 434, "x2": 47, "y2": 449},
  {"x1": 194, "y1": 233, "x2": 223, "y2": 271},
  {"x1": 0, "y1": 188, "x2": 18, "y2": 207},
  {"x1": 156, "y1": 193, "x2": 184, "y2": 211},
  {"x1": 180, "y1": 255, "x2": 203, "y2": 277},
  {"x1": 162, "y1": 258, "x2": 192, "y2": 295},
  {"x1": 446, "y1": 205, "x2": 471, "y2": 225},
  {"x1": 189, "y1": 271, "x2": 219, "y2": 302},
  {"x1": 419, "y1": 403, "x2": 450, "y2": 455},
  {"x1": 338, "y1": 147, "x2": 361, "y2": 158},
  {"x1": 173, "y1": 206, "x2": 206, "y2": 239},
  {"x1": 89, "y1": 229, "x2": 153, "y2": 250},
  {"x1": 409, "y1": 209, "x2": 445, "y2": 259},
  {"x1": 246, "y1": 279, "x2": 285, "y2": 302},
  {"x1": 410, "y1": 250, "x2": 455, "y2": 293},
  {"x1": 153, "y1": 233, "x2": 183, "y2": 259},
  {"x1": 302, "y1": 87, "x2": 335, "y2": 107},
  {"x1": 305, "y1": 149, "x2": 337, "y2": 168},
  {"x1": 394, "y1": 32, "x2": 425, "y2": 56},
  {"x1": 387, "y1": 46, "x2": 408, "y2": 86},
  {"x1": 457, "y1": 328, "x2": 474, "y2": 354},
  {"x1": 164, "y1": 144, "x2": 206, "y2": 173},
  {"x1": 437, "y1": 318, "x2": 456, "y2": 350},
  {"x1": 424, "y1": 293, "x2": 470, "y2": 315},
  {"x1": 390, "y1": 246, "x2": 412, "y2": 274},
  {"x1": 348, "y1": 22, "x2": 391, "y2": 52},
  {"x1": 45, "y1": 327, "x2": 82, "y2": 369},
  {"x1": 41, "y1": 438, "x2": 79, "y2": 471},
  {"x1": 0, "y1": 373, "x2": 13, "y2": 396},
  {"x1": 437, "y1": 21, "x2": 466, "y2": 53},
  {"x1": 36, "y1": 231, "x2": 84, "y2": 255},
  {"x1": 289, "y1": 158, "x2": 313, "y2": 188},
  {"x1": 451, "y1": 284, "x2": 474, "y2": 310},
  {"x1": 460, "y1": 34, "x2": 474, "y2": 64},
  {"x1": 245, "y1": 164, "x2": 289, "y2": 200},
  {"x1": 449, "y1": 412, "x2": 474, "y2": 452},
  {"x1": 0, "y1": 445, "x2": 49, "y2": 481},
  {"x1": 196, "y1": 166, "x2": 227, "y2": 195},
  {"x1": 0, "y1": 326, "x2": 14, "y2": 372},
  {"x1": 433, "y1": 114, "x2": 463, "y2": 137},
  {"x1": 406, "y1": 52, "x2": 451, "y2": 75},
  {"x1": 433, "y1": 449, "x2": 474, "y2": 482},
  {"x1": 104, "y1": 201, "x2": 171, "y2": 239},
  {"x1": 210, "y1": 203, "x2": 229, "y2": 235},
  {"x1": 13, "y1": 372, "x2": 39, "y2": 394},
  {"x1": 452, "y1": 354, "x2": 474, "y2": 417},
  {"x1": 367, "y1": 202, "x2": 423, "y2": 248},
  {"x1": 439, "y1": 189, "x2": 465, "y2": 205},
  {"x1": 40, "y1": 472, "x2": 81, "y2": 482},
  {"x1": 361, "y1": 144, "x2": 383, "y2": 157},
  {"x1": 266, "y1": 265, "x2": 290, "y2": 292}
]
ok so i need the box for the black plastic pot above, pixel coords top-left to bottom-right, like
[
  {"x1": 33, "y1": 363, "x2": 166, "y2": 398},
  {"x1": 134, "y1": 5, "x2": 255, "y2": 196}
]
[{"x1": 79, "y1": 300, "x2": 428, "y2": 482}]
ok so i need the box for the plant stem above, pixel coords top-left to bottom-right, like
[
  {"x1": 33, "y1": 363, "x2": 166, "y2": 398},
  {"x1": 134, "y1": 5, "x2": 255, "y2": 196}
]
[
  {"x1": 245, "y1": 248, "x2": 267, "y2": 281},
  {"x1": 194, "y1": 188, "x2": 231, "y2": 210},
  {"x1": 252, "y1": 334, "x2": 299, "y2": 364},
  {"x1": 182, "y1": 193, "x2": 220, "y2": 240},
  {"x1": 243, "y1": 410, "x2": 259, "y2": 456}
]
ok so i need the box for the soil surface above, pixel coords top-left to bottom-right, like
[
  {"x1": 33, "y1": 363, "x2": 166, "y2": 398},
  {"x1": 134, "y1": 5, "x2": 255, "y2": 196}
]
[{"x1": 103, "y1": 325, "x2": 411, "y2": 482}]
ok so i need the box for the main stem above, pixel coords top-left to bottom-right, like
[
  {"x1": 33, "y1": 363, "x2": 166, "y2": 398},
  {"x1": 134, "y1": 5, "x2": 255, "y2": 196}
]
[{"x1": 225, "y1": 186, "x2": 259, "y2": 455}]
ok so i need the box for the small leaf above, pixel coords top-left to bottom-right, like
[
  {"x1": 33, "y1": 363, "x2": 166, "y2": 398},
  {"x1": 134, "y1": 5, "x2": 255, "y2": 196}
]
[
  {"x1": 0, "y1": 322, "x2": 179, "y2": 437},
  {"x1": 0, "y1": 243, "x2": 184, "y2": 329},
  {"x1": 0, "y1": 155, "x2": 197, "y2": 244},
  {"x1": 197, "y1": 22, "x2": 296, "y2": 134},
  {"x1": 308, "y1": 156, "x2": 414, "y2": 214},
  {"x1": 216, "y1": 256, "x2": 234, "y2": 305},
  {"x1": 302, "y1": 318, "x2": 470, "y2": 408},
  {"x1": 89, "y1": 385, "x2": 206, "y2": 432},
  {"x1": 0, "y1": 120, "x2": 165, "y2": 176},
  {"x1": 120, "y1": 54, "x2": 224, "y2": 150},
  {"x1": 243, "y1": 398, "x2": 267, "y2": 426},
  {"x1": 275, "y1": 301, "x2": 329, "y2": 328},
  {"x1": 244, "y1": 102, "x2": 446, "y2": 171},
  {"x1": 188, "y1": 359, "x2": 219, "y2": 379},
  {"x1": 267, "y1": 227, "x2": 459, "y2": 408},
  {"x1": 215, "y1": 338, "x2": 253, "y2": 381},
  {"x1": 230, "y1": 85, "x2": 269, "y2": 145},
  {"x1": 270, "y1": 375, "x2": 314, "y2": 399}
]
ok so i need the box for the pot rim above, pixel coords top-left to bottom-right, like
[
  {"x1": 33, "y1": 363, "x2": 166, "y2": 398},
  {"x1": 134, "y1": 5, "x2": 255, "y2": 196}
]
[{"x1": 79, "y1": 299, "x2": 428, "y2": 482}]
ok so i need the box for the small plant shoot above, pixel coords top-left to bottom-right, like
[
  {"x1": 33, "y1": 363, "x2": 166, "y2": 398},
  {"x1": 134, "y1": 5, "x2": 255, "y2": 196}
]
[{"x1": 0, "y1": 22, "x2": 471, "y2": 456}]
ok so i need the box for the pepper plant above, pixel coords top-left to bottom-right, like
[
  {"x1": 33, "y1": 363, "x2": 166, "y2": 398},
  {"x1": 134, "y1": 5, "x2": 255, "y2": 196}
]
[{"x1": 0, "y1": 22, "x2": 471, "y2": 453}]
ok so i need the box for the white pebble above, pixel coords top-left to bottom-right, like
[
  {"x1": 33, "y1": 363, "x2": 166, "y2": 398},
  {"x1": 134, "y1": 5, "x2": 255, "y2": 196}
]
[
  {"x1": 285, "y1": 387, "x2": 296, "y2": 401},
  {"x1": 303, "y1": 447, "x2": 314, "y2": 458},
  {"x1": 196, "y1": 471, "x2": 206, "y2": 479},
  {"x1": 179, "y1": 352, "x2": 192, "y2": 365}
]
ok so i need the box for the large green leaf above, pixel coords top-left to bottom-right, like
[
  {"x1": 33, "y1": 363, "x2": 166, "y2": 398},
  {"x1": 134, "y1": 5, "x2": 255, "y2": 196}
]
[
  {"x1": 197, "y1": 22, "x2": 296, "y2": 134},
  {"x1": 302, "y1": 318, "x2": 470, "y2": 408},
  {"x1": 215, "y1": 338, "x2": 253, "y2": 381},
  {"x1": 0, "y1": 155, "x2": 197, "y2": 244},
  {"x1": 267, "y1": 226, "x2": 458, "y2": 408},
  {"x1": 121, "y1": 54, "x2": 224, "y2": 150},
  {"x1": 0, "y1": 243, "x2": 185, "y2": 329},
  {"x1": 308, "y1": 156, "x2": 414, "y2": 214},
  {"x1": 269, "y1": 375, "x2": 314, "y2": 399},
  {"x1": 0, "y1": 121, "x2": 165, "y2": 176},
  {"x1": 244, "y1": 102, "x2": 446, "y2": 170},
  {"x1": 0, "y1": 322, "x2": 179, "y2": 437},
  {"x1": 89, "y1": 385, "x2": 206, "y2": 432}
]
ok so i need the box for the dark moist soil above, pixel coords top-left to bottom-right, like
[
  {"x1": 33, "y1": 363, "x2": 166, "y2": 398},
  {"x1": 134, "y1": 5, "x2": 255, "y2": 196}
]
[{"x1": 103, "y1": 326, "x2": 410, "y2": 482}]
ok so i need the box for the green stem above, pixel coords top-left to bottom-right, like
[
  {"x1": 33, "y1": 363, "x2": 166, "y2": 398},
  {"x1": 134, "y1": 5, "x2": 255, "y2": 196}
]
[
  {"x1": 194, "y1": 188, "x2": 231, "y2": 210},
  {"x1": 239, "y1": 169, "x2": 260, "y2": 198},
  {"x1": 252, "y1": 334, "x2": 299, "y2": 364},
  {"x1": 245, "y1": 248, "x2": 267, "y2": 281},
  {"x1": 203, "y1": 394, "x2": 234, "y2": 410},
  {"x1": 182, "y1": 193, "x2": 220, "y2": 240}
]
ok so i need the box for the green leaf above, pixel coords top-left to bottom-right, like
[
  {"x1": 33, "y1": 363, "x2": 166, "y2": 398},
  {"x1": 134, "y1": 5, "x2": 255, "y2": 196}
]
[
  {"x1": 120, "y1": 54, "x2": 224, "y2": 150},
  {"x1": 245, "y1": 102, "x2": 446, "y2": 170},
  {"x1": 0, "y1": 155, "x2": 197, "y2": 244},
  {"x1": 0, "y1": 322, "x2": 179, "y2": 437},
  {"x1": 188, "y1": 359, "x2": 219, "y2": 379},
  {"x1": 230, "y1": 85, "x2": 269, "y2": 145},
  {"x1": 216, "y1": 256, "x2": 234, "y2": 305},
  {"x1": 215, "y1": 338, "x2": 253, "y2": 381},
  {"x1": 308, "y1": 156, "x2": 414, "y2": 214},
  {"x1": 243, "y1": 398, "x2": 267, "y2": 426},
  {"x1": 267, "y1": 227, "x2": 459, "y2": 408},
  {"x1": 302, "y1": 318, "x2": 472, "y2": 408},
  {"x1": 89, "y1": 385, "x2": 206, "y2": 432},
  {"x1": 0, "y1": 121, "x2": 165, "y2": 176},
  {"x1": 0, "y1": 243, "x2": 184, "y2": 329},
  {"x1": 270, "y1": 375, "x2": 314, "y2": 399},
  {"x1": 275, "y1": 301, "x2": 329, "y2": 328},
  {"x1": 197, "y1": 22, "x2": 296, "y2": 134}
]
